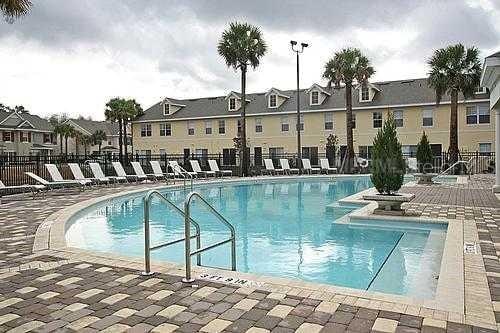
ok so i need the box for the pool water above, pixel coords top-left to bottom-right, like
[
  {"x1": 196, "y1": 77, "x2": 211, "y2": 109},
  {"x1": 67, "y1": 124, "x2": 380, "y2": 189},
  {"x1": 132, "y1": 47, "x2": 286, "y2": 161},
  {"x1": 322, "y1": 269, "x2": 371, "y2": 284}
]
[{"x1": 66, "y1": 177, "x2": 446, "y2": 298}]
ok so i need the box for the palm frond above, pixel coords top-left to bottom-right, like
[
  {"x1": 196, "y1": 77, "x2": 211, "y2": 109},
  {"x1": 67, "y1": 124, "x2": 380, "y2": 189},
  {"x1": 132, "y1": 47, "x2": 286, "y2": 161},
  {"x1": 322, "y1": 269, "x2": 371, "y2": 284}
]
[{"x1": 0, "y1": 0, "x2": 31, "y2": 22}]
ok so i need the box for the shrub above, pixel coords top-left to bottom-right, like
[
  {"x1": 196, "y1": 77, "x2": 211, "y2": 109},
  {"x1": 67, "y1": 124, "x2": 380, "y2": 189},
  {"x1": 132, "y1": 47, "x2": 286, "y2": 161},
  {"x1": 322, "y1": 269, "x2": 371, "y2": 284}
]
[
  {"x1": 416, "y1": 132, "x2": 433, "y2": 173},
  {"x1": 371, "y1": 113, "x2": 406, "y2": 194}
]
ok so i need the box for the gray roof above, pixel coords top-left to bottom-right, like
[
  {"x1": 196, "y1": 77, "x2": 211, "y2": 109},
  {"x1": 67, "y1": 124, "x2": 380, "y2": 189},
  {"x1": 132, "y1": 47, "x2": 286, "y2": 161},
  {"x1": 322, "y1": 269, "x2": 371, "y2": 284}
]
[
  {"x1": 68, "y1": 118, "x2": 121, "y2": 136},
  {"x1": 136, "y1": 78, "x2": 488, "y2": 122},
  {"x1": 486, "y1": 51, "x2": 500, "y2": 58},
  {"x1": 0, "y1": 110, "x2": 53, "y2": 131}
]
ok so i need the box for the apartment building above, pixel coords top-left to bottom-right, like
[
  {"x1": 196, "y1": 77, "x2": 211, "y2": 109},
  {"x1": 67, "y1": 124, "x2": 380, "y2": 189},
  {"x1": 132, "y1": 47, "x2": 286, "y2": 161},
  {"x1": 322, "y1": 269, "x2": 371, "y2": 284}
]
[
  {"x1": 62, "y1": 118, "x2": 131, "y2": 155},
  {"x1": 132, "y1": 78, "x2": 493, "y2": 162},
  {"x1": 0, "y1": 108, "x2": 57, "y2": 157}
]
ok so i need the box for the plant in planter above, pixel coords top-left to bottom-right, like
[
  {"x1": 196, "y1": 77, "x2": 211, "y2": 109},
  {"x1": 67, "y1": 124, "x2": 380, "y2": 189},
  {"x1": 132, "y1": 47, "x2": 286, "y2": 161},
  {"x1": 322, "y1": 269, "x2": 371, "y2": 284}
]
[
  {"x1": 414, "y1": 132, "x2": 437, "y2": 184},
  {"x1": 364, "y1": 113, "x2": 413, "y2": 213}
]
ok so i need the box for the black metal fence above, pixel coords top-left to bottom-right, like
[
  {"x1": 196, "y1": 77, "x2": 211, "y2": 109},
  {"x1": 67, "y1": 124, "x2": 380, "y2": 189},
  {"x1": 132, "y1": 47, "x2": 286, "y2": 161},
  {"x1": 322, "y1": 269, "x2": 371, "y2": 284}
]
[{"x1": 0, "y1": 150, "x2": 495, "y2": 186}]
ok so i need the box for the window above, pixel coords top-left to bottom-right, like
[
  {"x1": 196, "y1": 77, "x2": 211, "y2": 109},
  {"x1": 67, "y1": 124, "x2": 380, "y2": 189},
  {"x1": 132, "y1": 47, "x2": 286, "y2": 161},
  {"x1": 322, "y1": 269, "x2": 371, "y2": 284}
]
[
  {"x1": 475, "y1": 87, "x2": 487, "y2": 94},
  {"x1": 269, "y1": 94, "x2": 277, "y2": 108},
  {"x1": 218, "y1": 120, "x2": 225, "y2": 134},
  {"x1": 281, "y1": 116, "x2": 289, "y2": 132},
  {"x1": 269, "y1": 147, "x2": 284, "y2": 158},
  {"x1": 159, "y1": 123, "x2": 171, "y2": 136},
  {"x1": 298, "y1": 114, "x2": 304, "y2": 131},
  {"x1": 20, "y1": 132, "x2": 31, "y2": 143},
  {"x1": 229, "y1": 98, "x2": 236, "y2": 110},
  {"x1": 237, "y1": 120, "x2": 242, "y2": 135},
  {"x1": 255, "y1": 118, "x2": 262, "y2": 133},
  {"x1": 141, "y1": 124, "x2": 152, "y2": 137},
  {"x1": 479, "y1": 143, "x2": 492, "y2": 155},
  {"x1": 359, "y1": 146, "x2": 373, "y2": 159},
  {"x1": 205, "y1": 121, "x2": 212, "y2": 135},
  {"x1": 163, "y1": 103, "x2": 170, "y2": 115},
  {"x1": 467, "y1": 105, "x2": 490, "y2": 124},
  {"x1": 422, "y1": 109, "x2": 433, "y2": 127},
  {"x1": 159, "y1": 149, "x2": 166, "y2": 156},
  {"x1": 324, "y1": 113, "x2": 333, "y2": 130},
  {"x1": 361, "y1": 85, "x2": 370, "y2": 101},
  {"x1": 195, "y1": 148, "x2": 208, "y2": 157},
  {"x1": 372, "y1": 112, "x2": 382, "y2": 128},
  {"x1": 393, "y1": 110, "x2": 404, "y2": 127},
  {"x1": 43, "y1": 133, "x2": 51, "y2": 143},
  {"x1": 351, "y1": 112, "x2": 356, "y2": 129},
  {"x1": 2, "y1": 131, "x2": 13, "y2": 142},
  {"x1": 311, "y1": 91, "x2": 319, "y2": 105},
  {"x1": 187, "y1": 121, "x2": 195, "y2": 135},
  {"x1": 402, "y1": 145, "x2": 418, "y2": 157}
]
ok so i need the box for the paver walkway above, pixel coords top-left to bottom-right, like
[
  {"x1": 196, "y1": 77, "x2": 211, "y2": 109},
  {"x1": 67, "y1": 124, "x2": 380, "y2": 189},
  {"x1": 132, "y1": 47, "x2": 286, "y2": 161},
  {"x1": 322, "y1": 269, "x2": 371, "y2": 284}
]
[{"x1": 0, "y1": 177, "x2": 499, "y2": 332}]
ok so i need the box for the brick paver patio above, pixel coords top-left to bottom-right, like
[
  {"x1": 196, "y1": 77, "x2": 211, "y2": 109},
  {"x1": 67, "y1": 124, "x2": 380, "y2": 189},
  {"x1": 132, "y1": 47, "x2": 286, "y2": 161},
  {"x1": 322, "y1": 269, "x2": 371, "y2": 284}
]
[{"x1": 0, "y1": 176, "x2": 499, "y2": 332}]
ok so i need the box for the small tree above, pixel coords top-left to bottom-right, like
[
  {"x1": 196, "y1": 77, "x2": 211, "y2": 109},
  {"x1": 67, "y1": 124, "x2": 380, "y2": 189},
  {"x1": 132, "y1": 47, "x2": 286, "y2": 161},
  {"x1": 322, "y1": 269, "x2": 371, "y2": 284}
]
[
  {"x1": 371, "y1": 113, "x2": 405, "y2": 195},
  {"x1": 325, "y1": 134, "x2": 338, "y2": 166},
  {"x1": 416, "y1": 132, "x2": 433, "y2": 173}
]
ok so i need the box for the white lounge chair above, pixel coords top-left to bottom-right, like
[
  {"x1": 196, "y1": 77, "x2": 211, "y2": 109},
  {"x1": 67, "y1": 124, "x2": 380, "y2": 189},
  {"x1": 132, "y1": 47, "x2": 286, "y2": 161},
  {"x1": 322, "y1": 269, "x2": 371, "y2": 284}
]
[
  {"x1": 46, "y1": 164, "x2": 92, "y2": 186},
  {"x1": 112, "y1": 161, "x2": 147, "y2": 182},
  {"x1": 407, "y1": 157, "x2": 418, "y2": 172},
  {"x1": 0, "y1": 180, "x2": 45, "y2": 199},
  {"x1": 357, "y1": 157, "x2": 369, "y2": 170},
  {"x1": 320, "y1": 158, "x2": 337, "y2": 174},
  {"x1": 279, "y1": 159, "x2": 299, "y2": 175},
  {"x1": 68, "y1": 163, "x2": 109, "y2": 185},
  {"x1": 150, "y1": 161, "x2": 174, "y2": 179},
  {"x1": 168, "y1": 161, "x2": 197, "y2": 178},
  {"x1": 131, "y1": 162, "x2": 164, "y2": 181},
  {"x1": 262, "y1": 159, "x2": 284, "y2": 175},
  {"x1": 26, "y1": 172, "x2": 84, "y2": 190},
  {"x1": 89, "y1": 162, "x2": 126, "y2": 184},
  {"x1": 190, "y1": 160, "x2": 215, "y2": 178},
  {"x1": 301, "y1": 159, "x2": 320, "y2": 174},
  {"x1": 208, "y1": 160, "x2": 232, "y2": 177}
]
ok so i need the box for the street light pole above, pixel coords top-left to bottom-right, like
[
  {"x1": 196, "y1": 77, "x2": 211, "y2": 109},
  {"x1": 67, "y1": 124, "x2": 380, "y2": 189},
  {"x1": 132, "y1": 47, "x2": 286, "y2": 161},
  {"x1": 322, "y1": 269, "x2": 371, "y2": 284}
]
[{"x1": 290, "y1": 41, "x2": 308, "y2": 172}]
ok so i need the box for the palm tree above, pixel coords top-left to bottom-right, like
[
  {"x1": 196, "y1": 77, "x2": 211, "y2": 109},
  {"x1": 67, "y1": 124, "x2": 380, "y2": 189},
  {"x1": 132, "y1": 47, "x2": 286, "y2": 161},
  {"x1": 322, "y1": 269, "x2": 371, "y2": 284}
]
[
  {"x1": 0, "y1": 0, "x2": 31, "y2": 22},
  {"x1": 92, "y1": 130, "x2": 107, "y2": 155},
  {"x1": 48, "y1": 114, "x2": 68, "y2": 154},
  {"x1": 218, "y1": 22, "x2": 267, "y2": 176},
  {"x1": 122, "y1": 99, "x2": 143, "y2": 161},
  {"x1": 105, "y1": 98, "x2": 125, "y2": 162},
  {"x1": 62, "y1": 124, "x2": 75, "y2": 155},
  {"x1": 81, "y1": 135, "x2": 93, "y2": 156},
  {"x1": 428, "y1": 44, "x2": 482, "y2": 165},
  {"x1": 322, "y1": 48, "x2": 375, "y2": 173}
]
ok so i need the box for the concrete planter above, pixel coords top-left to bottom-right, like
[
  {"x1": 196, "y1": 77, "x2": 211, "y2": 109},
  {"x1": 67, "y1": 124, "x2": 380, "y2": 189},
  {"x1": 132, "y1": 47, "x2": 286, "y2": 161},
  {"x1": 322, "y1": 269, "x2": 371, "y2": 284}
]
[
  {"x1": 363, "y1": 192, "x2": 415, "y2": 215},
  {"x1": 413, "y1": 173, "x2": 438, "y2": 185}
]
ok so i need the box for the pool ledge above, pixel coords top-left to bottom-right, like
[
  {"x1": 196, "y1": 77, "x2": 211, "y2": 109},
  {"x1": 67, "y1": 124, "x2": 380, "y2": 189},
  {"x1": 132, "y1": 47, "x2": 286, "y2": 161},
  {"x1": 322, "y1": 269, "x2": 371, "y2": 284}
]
[{"x1": 32, "y1": 176, "x2": 497, "y2": 330}]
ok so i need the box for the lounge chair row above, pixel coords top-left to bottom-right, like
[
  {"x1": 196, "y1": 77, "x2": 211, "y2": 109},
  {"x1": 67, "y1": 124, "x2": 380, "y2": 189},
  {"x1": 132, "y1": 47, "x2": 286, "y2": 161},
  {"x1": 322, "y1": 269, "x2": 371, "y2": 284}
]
[{"x1": 262, "y1": 158, "x2": 337, "y2": 175}]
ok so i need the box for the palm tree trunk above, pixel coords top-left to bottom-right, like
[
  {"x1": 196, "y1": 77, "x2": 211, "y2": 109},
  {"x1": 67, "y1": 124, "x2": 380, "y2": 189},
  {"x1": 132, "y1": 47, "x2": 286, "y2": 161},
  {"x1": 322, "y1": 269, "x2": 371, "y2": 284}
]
[
  {"x1": 345, "y1": 82, "x2": 354, "y2": 173},
  {"x1": 59, "y1": 134, "x2": 63, "y2": 154},
  {"x1": 449, "y1": 88, "x2": 459, "y2": 166},
  {"x1": 65, "y1": 136, "x2": 68, "y2": 155},
  {"x1": 99, "y1": 143, "x2": 102, "y2": 155},
  {"x1": 240, "y1": 65, "x2": 248, "y2": 177},
  {"x1": 123, "y1": 119, "x2": 128, "y2": 162},
  {"x1": 118, "y1": 119, "x2": 123, "y2": 163},
  {"x1": 75, "y1": 136, "x2": 79, "y2": 156}
]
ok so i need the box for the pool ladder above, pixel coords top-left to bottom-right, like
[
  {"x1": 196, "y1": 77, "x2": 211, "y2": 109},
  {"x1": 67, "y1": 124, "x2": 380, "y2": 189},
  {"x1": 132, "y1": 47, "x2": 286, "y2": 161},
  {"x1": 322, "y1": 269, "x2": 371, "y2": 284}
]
[{"x1": 141, "y1": 190, "x2": 236, "y2": 283}]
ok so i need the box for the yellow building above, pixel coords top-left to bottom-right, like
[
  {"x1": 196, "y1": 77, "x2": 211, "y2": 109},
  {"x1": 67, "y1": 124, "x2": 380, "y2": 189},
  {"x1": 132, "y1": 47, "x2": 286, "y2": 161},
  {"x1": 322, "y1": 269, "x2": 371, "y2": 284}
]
[{"x1": 132, "y1": 78, "x2": 493, "y2": 163}]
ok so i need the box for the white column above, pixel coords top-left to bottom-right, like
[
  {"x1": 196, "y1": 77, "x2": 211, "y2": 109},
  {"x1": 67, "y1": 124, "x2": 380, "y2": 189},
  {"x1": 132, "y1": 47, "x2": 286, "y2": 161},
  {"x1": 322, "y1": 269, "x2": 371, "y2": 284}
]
[{"x1": 494, "y1": 107, "x2": 500, "y2": 192}]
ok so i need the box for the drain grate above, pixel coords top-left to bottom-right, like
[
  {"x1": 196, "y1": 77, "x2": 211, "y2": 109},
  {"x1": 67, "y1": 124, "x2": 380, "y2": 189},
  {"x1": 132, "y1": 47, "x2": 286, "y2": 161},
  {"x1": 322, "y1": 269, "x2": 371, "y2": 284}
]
[{"x1": 464, "y1": 242, "x2": 478, "y2": 254}]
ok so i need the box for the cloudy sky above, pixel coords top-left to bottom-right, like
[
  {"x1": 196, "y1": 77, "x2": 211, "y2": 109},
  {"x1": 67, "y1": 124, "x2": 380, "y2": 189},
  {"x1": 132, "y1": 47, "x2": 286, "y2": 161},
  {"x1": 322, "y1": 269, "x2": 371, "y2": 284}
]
[{"x1": 0, "y1": 0, "x2": 499, "y2": 120}]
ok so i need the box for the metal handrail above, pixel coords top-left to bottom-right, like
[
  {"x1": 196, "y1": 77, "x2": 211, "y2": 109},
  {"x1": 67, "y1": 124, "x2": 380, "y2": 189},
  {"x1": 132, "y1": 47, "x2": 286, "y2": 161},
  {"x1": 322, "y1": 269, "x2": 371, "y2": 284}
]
[
  {"x1": 182, "y1": 191, "x2": 236, "y2": 283},
  {"x1": 142, "y1": 190, "x2": 201, "y2": 275},
  {"x1": 434, "y1": 158, "x2": 472, "y2": 178},
  {"x1": 170, "y1": 163, "x2": 194, "y2": 190}
]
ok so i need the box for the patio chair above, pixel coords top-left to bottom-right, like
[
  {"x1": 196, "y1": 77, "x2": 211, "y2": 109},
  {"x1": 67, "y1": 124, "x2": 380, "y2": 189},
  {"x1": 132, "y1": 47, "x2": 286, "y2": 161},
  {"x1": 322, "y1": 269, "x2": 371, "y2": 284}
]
[
  {"x1": 262, "y1": 159, "x2": 284, "y2": 175},
  {"x1": 26, "y1": 172, "x2": 84, "y2": 191},
  {"x1": 112, "y1": 161, "x2": 147, "y2": 182},
  {"x1": 0, "y1": 180, "x2": 45, "y2": 199},
  {"x1": 320, "y1": 158, "x2": 337, "y2": 174},
  {"x1": 301, "y1": 159, "x2": 320, "y2": 174},
  {"x1": 168, "y1": 161, "x2": 197, "y2": 178},
  {"x1": 190, "y1": 160, "x2": 215, "y2": 178},
  {"x1": 150, "y1": 161, "x2": 174, "y2": 179},
  {"x1": 131, "y1": 162, "x2": 164, "y2": 181},
  {"x1": 407, "y1": 157, "x2": 418, "y2": 172},
  {"x1": 89, "y1": 162, "x2": 126, "y2": 184},
  {"x1": 279, "y1": 159, "x2": 299, "y2": 175},
  {"x1": 45, "y1": 164, "x2": 92, "y2": 186},
  {"x1": 357, "y1": 157, "x2": 369, "y2": 171},
  {"x1": 68, "y1": 163, "x2": 109, "y2": 185},
  {"x1": 208, "y1": 160, "x2": 232, "y2": 177}
]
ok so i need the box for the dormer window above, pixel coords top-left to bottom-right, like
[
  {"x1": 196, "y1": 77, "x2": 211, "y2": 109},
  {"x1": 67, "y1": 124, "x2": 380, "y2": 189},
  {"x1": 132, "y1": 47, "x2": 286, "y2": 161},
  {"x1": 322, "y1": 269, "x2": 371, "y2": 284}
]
[
  {"x1": 311, "y1": 91, "x2": 319, "y2": 105},
  {"x1": 269, "y1": 94, "x2": 277, "y2": 108},
  {"x1": 361, "y1": 85, "x2": 370, "y2": 101},
  {"x1": 229, "y1": 98, "x2": 236, "y2": 111},
  {"x1": 475, "y1": 87, "x2": 487, "y2": 94},
  {"x1": 163, "y1": 103, "x2": 170, "y2": 115}
]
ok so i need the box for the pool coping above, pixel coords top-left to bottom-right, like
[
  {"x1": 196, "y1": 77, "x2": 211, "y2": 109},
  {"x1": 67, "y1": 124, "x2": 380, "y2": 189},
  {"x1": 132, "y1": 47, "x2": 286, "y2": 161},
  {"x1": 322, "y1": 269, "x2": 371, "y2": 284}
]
[{"x1": 32, "y1": 175, "x2": 496, "y2": 329}]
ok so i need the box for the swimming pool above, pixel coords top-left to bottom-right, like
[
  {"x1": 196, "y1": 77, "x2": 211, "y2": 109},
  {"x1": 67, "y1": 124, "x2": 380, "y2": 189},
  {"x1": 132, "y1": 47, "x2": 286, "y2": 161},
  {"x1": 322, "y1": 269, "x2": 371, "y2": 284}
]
[{"x1": 66, "y1": 177, "x2": 446, "y2": 298}]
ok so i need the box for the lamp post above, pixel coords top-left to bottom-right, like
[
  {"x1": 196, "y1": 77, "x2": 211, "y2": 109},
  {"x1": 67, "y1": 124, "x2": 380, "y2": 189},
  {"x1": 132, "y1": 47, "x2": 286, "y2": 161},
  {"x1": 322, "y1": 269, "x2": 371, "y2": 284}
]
[{"x1": 290, "y1": 40, "x2": 308, "y2": 171}]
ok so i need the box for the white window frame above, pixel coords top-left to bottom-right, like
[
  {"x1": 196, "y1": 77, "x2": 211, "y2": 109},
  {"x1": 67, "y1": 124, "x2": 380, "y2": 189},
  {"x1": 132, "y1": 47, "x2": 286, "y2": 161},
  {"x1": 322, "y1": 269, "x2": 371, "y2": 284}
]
[
  {"x1": 280, "y1": 116, "x2": 289, "y2": 132},
  {"x1": 372, "y1": 112, "x2": 383, "y2": 128},
  {"x1": 269, "y1": 94, "x2": 278, "y2": 108},
  {"x1": 205, "y1": 120, "x2": 212, "y2": 135},
  {"x1": 360, "y1": 85, "x2": 370, "y2": 102},
  {"x1": 479, "y1": 143, "x2": 492, "y2": 154},
  {"x1": 324, "y1": 112, "x2": 333, "y2": 130},
  {"x1": 422, "y1": 109, "x2": 434, "y2": 127},
  {"x1": 159, "y1": 123, "x2": 171, "y2": 137},
  {"x1": 218, "y1": 120, "x2": 226, "y2": 134},
  {"x1": 229, "y1": 98, "x2": 236, "y2": 111},
  {"x1": 393, "y1": 110, "x2": 404, "y2": 127},
  {"x1": 141, "y1": 124, "x2": 152, "y2": 137},
  {"x1": 310, "y1": 91, "x2": 320, "y2": 105},
  {"x1": 255, "y1": 117, "x2": 263, "y2": 133},
  {"x1": 187, "y1": 121, "x2": 195, "y2": 135},
  {"x1": 163, "y1": 103, "x2": 170, "y2": 115}
]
